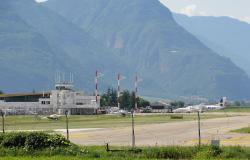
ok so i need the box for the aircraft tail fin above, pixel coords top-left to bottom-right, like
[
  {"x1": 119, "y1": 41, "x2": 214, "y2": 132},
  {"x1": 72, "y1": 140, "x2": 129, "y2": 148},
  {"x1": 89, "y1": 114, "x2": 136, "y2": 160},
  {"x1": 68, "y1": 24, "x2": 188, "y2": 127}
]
[{"x1": 219, "y1": 97, "x2": 227, "y2": 107}]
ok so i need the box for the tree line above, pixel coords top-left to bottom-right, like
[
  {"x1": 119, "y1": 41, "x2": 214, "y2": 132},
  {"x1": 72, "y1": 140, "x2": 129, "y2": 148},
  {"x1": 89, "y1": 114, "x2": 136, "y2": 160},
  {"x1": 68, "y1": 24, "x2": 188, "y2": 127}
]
[{"x1": 100, "y1": 88, "x2": 150, "y2": 110}]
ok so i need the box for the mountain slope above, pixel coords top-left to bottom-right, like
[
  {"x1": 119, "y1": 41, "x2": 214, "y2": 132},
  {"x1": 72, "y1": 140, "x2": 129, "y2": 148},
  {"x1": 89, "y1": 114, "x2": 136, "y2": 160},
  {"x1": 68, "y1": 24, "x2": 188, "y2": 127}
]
[
  {"x1": 44, "y1": 0, "x2": 250, "y2": 100},
  {"x1": 174, "y1": 13, "x2": 250, "y2": 77},
  {"x1": 0, "y1": 1, "x2": 61, "y2": 92},
  {"x1": 0, "y1": 0, "x2": 131, "y2": 93}
]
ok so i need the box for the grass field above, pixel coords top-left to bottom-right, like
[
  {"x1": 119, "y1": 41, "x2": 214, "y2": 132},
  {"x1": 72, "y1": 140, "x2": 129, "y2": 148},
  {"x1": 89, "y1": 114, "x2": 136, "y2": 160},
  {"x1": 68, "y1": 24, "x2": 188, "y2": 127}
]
[
  {"x1": 232, "y1": 127, "x2": 250, "y2": 134},
  {"x1": 210, "y1": 107, "x2": 250, "y2": 113},
  {"x1": 1, "y1": 145, "x2": 250, "y2": 160},
  {"x1": 1, "y1": 113, "x2": 230, "y2": 131}
]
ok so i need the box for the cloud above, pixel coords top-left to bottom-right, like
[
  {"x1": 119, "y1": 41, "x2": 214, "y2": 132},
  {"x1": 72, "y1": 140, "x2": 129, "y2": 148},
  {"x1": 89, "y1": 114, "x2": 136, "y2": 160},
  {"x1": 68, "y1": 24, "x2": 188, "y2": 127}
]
[
  {"x1": 35, "y1": 0, "x2": 48, "y2": 3},
  {"x1": 179, "y1": 4, "x2": 207, "y2": 16},
  {"x1": 240, "y1": 16, "x2": 250, "y2": 24}
]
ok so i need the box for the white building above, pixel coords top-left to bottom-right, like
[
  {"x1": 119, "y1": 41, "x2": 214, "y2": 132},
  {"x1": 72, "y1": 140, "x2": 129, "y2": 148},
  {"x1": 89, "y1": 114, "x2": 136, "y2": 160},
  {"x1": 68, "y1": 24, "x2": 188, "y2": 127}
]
[{"x1": 0, "y1": 82, "x2": 99, "y2": 115}]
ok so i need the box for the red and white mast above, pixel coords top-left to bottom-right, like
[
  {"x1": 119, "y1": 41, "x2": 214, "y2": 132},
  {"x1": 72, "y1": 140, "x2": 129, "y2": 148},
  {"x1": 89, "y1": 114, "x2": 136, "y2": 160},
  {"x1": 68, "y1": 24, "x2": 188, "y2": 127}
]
[
  {"x1": 134, "y1": 75, "x2": 142, "y2": 110},
  {"x1": 117, "y1": 74, "x2": 125, "y2": 109},
  {"x1": 95, "y1": 70, "x2": 98, "y2": 103},
  {"x1": 95, "y1": 70, "x2": 104, "y2": 105}
]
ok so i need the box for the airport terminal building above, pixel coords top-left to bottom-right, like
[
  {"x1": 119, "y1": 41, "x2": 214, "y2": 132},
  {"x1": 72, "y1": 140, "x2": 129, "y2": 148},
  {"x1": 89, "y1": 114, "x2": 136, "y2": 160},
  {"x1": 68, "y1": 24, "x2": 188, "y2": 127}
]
[{"x1": 0, "y1": 82, "x2": 99, "y2": 115}]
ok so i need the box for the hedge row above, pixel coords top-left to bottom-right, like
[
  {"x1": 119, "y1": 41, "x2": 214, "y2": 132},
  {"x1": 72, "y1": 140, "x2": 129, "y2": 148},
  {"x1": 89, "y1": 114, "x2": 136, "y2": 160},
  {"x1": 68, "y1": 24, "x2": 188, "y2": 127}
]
[{"x1": 0, "y1": 132, "x2": 70, "y2": 150}]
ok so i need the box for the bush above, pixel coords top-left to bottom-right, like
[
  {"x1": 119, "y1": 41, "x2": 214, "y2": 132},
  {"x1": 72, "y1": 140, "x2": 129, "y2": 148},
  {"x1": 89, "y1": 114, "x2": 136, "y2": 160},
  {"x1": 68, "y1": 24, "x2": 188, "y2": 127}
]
[
  {"x1": 25, "y1": 132, "x2": 49, "y2": 150},
  {"x1": 0, "y1": 132, "x2": 70, "y2": 150},
  {"x1": 1, "y1": 132, "x2": 27, "y2": 148},
  {"x1": 170, "y1": 115, "x2": 183, "y2": 119}
]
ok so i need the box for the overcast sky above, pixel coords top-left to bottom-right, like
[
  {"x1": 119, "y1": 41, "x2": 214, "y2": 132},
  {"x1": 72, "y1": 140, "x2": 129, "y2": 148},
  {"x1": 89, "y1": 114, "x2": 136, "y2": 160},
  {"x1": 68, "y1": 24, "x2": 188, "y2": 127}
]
[{"x1": 159, "y1": 0, "x2": 250, "y2": 24}]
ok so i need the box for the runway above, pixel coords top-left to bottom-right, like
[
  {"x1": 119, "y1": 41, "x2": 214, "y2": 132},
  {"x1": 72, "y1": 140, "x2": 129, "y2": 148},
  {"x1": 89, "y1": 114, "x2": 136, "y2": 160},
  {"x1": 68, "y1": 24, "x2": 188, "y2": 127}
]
[{"x1": 65, "y1": 114, "x2": 250, "y2": 146}]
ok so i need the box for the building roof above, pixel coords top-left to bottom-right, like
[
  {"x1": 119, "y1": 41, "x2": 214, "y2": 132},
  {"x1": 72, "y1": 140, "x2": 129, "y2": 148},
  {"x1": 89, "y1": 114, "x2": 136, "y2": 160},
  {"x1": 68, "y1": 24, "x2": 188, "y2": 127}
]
[{"x1": 0, "y1": 92, "x2": 50, "y2": 98}]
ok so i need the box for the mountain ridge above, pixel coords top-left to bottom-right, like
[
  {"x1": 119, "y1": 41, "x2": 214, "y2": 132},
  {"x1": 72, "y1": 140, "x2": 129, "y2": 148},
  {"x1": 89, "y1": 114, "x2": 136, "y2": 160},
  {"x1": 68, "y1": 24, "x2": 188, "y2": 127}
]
[
  {"x1": 44, "y1": 0, "x2": 250, "y2": 100},
  {"x1": 173, "y1": 13, "x2": 250, "y2": 77}
]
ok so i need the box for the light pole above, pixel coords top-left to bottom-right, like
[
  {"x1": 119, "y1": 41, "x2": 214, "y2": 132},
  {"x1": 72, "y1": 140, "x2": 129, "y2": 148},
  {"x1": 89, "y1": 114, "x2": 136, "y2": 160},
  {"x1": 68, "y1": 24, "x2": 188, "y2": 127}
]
[
  {"x1": 0, "y1": 110, "x2": 5, "y2": 134},
  {"x1": 197, "y1": 111, "x2": 201, "y2": 147},
  {"x1": 65, "y1": 110, "x2": 69, "y2": 140}
]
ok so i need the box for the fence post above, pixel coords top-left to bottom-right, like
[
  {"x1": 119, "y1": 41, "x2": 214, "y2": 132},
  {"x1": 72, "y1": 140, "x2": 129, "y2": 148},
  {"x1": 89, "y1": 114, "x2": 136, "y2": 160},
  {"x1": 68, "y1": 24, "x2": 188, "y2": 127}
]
[
  {"x1": 131, "y1": 109, "x2": 135, "y2": 149},
  {"x1": 65, "y1": 110, "x2": 69, "y2": 140},
  {"x1": 197, "y1": 111, "x2": 201, "y2": 147},
  {"x1": 0, "y1": 110, "x2": 5, "y2": 133}
]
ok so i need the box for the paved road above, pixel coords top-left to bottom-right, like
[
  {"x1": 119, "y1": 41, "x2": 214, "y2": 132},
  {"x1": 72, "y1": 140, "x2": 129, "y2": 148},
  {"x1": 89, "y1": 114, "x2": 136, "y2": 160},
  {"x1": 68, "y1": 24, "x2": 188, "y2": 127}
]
[{"x1": 66, "y1": 115, "x2": 250, "y2": 146}]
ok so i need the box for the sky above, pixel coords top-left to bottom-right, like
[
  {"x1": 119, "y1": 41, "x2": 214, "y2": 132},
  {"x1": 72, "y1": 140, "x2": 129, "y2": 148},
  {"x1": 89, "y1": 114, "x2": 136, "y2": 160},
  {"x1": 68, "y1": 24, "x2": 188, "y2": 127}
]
[{"x1": 159, "y1": 0, "x2": 250, "y2": 24}]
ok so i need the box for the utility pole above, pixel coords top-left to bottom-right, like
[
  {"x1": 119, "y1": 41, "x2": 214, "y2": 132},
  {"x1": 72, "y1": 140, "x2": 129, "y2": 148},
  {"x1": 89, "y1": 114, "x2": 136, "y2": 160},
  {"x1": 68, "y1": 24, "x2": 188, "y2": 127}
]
[
  {"x1": 1, "y1": 110, "x2": 5, "y2": 134},
  {"x1": 197, "y1": 111, "x2": 201, "y2": 147},
  {"x1": 131, "y1": 109, "x2": 135, "y2": 149},
  {"x1": 65, "y1": 110, "x2": 69, "y2": 140}
]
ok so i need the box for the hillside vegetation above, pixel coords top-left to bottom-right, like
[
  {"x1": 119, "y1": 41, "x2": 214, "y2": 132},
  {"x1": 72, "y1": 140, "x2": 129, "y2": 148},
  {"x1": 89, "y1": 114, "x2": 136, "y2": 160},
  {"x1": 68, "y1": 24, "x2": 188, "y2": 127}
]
[
  {"x1": 0, "y1": 0, "x2": 250, "y2": 100},
  {"x1": 45, "y1": 0, "x2": 250, "y2": 99}
]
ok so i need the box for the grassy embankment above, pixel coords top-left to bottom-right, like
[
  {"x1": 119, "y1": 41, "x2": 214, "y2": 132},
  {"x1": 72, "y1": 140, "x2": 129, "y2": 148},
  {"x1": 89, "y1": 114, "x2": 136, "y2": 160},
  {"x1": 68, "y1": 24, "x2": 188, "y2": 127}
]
[
  {"x1": 1, "y1": 132, "x2": 250, "y2": 160},
  {"x1": 211, "y1": 106, "x2": 250, "y2": 113},
  {"x1": 232, "y1": 127, "x2": 250, "y2": 134},
  {"x1": 1, "y1": 114, "x2": 230, "y2": 131},
  {"x1": 1, "y1": 145, "x2": 250, "y2": 160}
]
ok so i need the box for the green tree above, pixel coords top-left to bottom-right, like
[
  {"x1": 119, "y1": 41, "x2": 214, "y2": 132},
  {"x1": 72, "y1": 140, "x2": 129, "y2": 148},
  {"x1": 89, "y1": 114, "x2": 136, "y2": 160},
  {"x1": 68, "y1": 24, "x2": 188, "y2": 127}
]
[
  {"x1": 100, "y1": 87, "x2": 118, "y2": 107},
  {"x1": 100, "y1": 88, "x2": 150, "y2": 109},
  {"x1": 234, "y1": 101, "x2": 241, "y2": 106},
  {"x1": 119, "y1": 90, "x2": 131, "y2": 110},
  {"x1": 170, "y1": 101, "x2": 185, "y2": 108},
  {"x1": 0, "y1": 90, "x2": 3, "y2": 94},
  {"x1": 138, "y1": 98, "x2": 150, "y2": 108}
]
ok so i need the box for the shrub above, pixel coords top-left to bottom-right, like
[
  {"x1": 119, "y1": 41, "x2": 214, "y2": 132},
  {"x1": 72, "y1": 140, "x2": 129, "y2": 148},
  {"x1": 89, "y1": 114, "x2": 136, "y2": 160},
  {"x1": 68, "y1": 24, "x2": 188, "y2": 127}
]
[
  {"x1": 170, "y1": 115, "x2": 183, "y2": 119},
  {"x1": 47, "y1": 134, "x2": 71, "y2": 148},
  {"x1": 0, "y1": 132, "x2": 70, "y2": 150},
  {"x1": 24, "y1": 132, "x2": 50, "y2": 150},
  {"x1": 1, "y1": 132, "x2": 27, "y2": 148}
]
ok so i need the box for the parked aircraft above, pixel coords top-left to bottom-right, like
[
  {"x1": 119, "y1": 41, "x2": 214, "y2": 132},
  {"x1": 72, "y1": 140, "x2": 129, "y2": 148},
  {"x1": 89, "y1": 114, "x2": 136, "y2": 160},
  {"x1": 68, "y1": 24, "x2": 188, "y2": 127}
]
[
  {"x1": 47, "y1": 114, "x2": 63, "y2": 120},
  {"x1": 173, "y1": 97, "x2": 227, "y2": 113}
]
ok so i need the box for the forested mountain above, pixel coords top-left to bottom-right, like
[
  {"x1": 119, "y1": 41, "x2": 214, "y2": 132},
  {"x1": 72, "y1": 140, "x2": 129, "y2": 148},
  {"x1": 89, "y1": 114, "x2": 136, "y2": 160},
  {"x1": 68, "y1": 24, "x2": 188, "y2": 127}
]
[
  {"x1": 174, "y1": 13, "x2": 250, "y2": 77},
  {"x1": 0, "y1": 0, "x2": 129, "y2": 93},
  {"x1": 0, "y1": 0, "x2": 249, "y2": 100},
  {"x1": 44, "y1": 0, "x2": 250, "y2": 99}
]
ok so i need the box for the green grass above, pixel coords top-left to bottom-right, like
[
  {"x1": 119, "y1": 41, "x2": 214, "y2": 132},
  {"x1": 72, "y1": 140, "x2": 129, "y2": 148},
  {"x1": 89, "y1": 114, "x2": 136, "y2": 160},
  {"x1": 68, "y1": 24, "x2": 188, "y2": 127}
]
[
  {"x1": 210, "y1": 107, "x2": 250, "y2": 113},
  {"x1": 232, "y1": 127, "x2": 250, "y2": 134},
  {"x1": 1, "y1": 114, "x2": 230, "y2": 131},
  {"x1": 1, "y1": 145, "x2": 250, "y2": 160}
]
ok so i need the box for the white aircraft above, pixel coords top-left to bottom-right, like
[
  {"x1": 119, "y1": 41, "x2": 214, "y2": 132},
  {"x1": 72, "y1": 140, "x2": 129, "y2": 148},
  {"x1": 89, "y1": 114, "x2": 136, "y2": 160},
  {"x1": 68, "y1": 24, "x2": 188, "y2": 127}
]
[
  {"x1": 47, "y1": 114, "x2": 64, "y2": 120},
  {"x1": 173, "y1": 97, "x2": 227, "y2": 113}
]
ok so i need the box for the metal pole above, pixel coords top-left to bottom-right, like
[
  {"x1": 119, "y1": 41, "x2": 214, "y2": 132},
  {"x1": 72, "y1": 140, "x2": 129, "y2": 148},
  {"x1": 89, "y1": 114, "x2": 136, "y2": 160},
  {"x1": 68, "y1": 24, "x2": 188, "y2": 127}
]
[
  {"x1": 135, "y1": 76, "x2": 138, "y2": 110},
  {"x1": 117, "y1": 74, "x2": 120, "y2": 109},
  {"x1": 197, "y1": 111, "x2": 201, "y2": 147},
  {"x1": 131, "y1": 109, "x2": 135, "y2": 148},
  {"x1": 65, "y1": 110, "x2": 69, "y2": 140},
  {"x1": 95, "y1": 70, "x2": 98, "y2": 104},
  {"x1": 1, "y1": 111, "x2": 5, "y2": 134}
]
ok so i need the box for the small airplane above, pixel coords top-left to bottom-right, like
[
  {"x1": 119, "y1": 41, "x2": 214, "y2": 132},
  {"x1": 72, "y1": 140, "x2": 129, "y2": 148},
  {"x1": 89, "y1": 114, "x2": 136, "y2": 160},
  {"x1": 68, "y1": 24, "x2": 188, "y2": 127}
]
[
  {"x1": 47, "y1": 114, "x2": 63, "y2": 120},
  {"x1": 173, "y1": 97, "x2": 227, "y2": 113}
]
